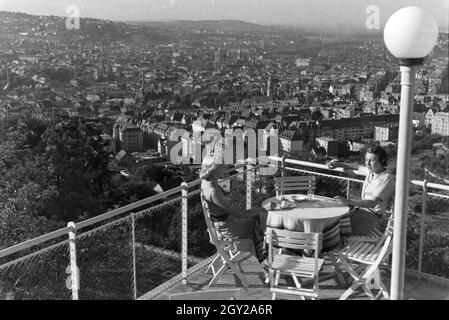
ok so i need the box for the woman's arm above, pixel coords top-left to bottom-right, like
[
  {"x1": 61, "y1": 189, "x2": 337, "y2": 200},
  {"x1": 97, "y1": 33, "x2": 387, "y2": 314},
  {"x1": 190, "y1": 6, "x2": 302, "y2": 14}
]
[
  {"x1": 349, "y1": 197, "x2": 382, "y2": 209},
  {"x1": 211, "y1": 189, "x2": 258, "y2": 218},
  {"x1": 327, "y1": 160, "x2": 361, "y2": 172},
  {"x1": 210, "y1": 189, "x2": 241, "y2": 216},
  {"x1": 334, "y1": 196, "x2": 382, "y2": 209}
]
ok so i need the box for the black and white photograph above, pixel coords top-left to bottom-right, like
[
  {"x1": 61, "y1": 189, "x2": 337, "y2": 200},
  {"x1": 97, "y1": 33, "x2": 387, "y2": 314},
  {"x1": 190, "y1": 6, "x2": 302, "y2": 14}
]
[{"x1": 0, "y1": 0, "x2": 448, "y2": 303}]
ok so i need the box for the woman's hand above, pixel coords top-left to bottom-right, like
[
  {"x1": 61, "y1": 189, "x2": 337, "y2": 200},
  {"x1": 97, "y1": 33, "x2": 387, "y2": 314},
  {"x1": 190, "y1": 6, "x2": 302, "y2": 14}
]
[
  {"x1": 333, "y1": 196, "x2": 350, "y2": 205},
  {"x1": 327, "y1": 159, "x2": 340, "y2": 169}
]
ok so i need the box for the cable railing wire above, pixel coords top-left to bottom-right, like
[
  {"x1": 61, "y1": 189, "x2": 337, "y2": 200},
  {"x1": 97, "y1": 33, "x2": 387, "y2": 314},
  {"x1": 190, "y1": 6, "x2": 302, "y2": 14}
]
[{"x1": 0, "y1": 241, "x2": 71, "y2": 300}]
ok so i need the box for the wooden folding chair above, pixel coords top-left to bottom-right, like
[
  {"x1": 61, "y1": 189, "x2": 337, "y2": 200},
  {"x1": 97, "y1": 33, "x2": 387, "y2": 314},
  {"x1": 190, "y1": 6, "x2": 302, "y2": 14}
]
[
  {"x1": 266, "y1": 228, "x2": 324, "y2": 300},
  {"x1": 274, "y1": 176, "x2": 316, "y2": 197},
  {"x1": 169, "y1": 288, "x2": 243, "y2": 300},
  {"x1": 200, "y1": 193, "x2": 252, "y2": 288},
  {"x1": 337, "y1": 216, "x2": 394, "y2": 300}
]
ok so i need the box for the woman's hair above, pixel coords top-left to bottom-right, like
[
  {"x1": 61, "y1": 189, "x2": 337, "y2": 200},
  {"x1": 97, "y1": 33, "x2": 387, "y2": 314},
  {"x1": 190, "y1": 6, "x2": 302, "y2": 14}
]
[
  {"x1": 200, "y1": 153, "x2": 219, "y2": 180},
  {"x1": 366, "y1": 145, "x2": 388, "y2": 167}
]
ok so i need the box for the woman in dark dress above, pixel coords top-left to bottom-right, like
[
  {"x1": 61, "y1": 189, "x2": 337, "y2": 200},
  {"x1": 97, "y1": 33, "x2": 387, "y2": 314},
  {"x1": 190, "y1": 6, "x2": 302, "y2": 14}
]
[{"x1": 200, "y1": 154, "x2": 268, "y2": 262}]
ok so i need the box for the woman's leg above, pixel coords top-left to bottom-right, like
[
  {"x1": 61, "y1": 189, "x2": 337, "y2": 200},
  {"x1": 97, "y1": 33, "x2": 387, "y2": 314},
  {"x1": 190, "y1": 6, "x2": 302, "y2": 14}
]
[
  {"x1": 216, "y1": 218, "x2": 256, "y2": 239},
  {"x1": 244, "y1": 207, "x2": 268, "y2": 231},
  {"x1": 350, "y1": 208, "x2": 378, "y2": 236},
  {"x1": 246, "y1": 208, "x2": 269, "y2": 263}
]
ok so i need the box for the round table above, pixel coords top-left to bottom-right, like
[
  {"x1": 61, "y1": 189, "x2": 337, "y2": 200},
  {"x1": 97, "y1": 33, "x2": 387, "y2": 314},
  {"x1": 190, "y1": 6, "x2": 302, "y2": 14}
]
[{"x1": 262, "y1": 194, "x2": 350, "y2": 250}]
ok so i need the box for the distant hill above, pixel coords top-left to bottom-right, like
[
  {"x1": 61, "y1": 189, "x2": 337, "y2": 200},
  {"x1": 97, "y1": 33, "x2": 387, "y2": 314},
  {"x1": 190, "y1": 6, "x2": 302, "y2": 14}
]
[
  {"x1": 134, "y1": 19, "x2": 267, "y2": 32},
  {"x1": 0, "y1": 11, "x2": 174, "y2": 44}
]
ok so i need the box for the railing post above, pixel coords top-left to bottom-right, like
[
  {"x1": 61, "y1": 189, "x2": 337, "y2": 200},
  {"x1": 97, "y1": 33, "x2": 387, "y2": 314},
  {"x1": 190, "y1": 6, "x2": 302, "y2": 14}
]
[
  {"x1": 346, "y1": 178, "x2": 351, "y2": 199},
  {"x1": 246, "y1": 164, "x2": 253, "y2": 210},
  {"x1": 417, "y1": 179, "x2": 428, "y2": 281},
  {"x1": 281, "y1": 154, "x2": 287, "y2": 177},
  {"x1": 181, "y1": 182, "x2": 188, "y2": 285},
  {"x1": 67, "y1": 222, "x2": 79, "y2": 300},
  {"x1": 131, "y1": 214, "x2": 138, "y2": 299}
]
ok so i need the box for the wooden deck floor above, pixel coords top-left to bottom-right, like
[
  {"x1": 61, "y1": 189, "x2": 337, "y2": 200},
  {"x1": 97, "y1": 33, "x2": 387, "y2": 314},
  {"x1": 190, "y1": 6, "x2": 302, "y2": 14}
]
[
  {"x1": 146, "y1": 255, "x2": 449, "y2": 300},
  {"x1": 150, "y1": 255, "x2": 382, "y2": 300}
]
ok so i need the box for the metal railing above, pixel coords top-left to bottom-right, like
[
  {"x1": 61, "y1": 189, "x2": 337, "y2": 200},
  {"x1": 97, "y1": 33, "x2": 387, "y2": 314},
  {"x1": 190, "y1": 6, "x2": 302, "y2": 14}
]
[
  {"x1": 0, "y1": 164, "x2": 256, "y2": 300},
  {"x1": 0, "y1": 158, "x2": 448, "y2": 300}
]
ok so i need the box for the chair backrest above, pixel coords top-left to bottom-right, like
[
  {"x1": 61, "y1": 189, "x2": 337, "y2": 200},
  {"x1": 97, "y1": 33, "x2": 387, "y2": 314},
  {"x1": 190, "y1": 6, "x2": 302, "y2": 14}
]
[
  {"x1": 266, "y1": 228, "x2": 322, "y2": 273},
  {"x1": 169, "y1": 289, "x2": 243, "y2": 300},
  {"x1": 369, "y1": 214, "x2": 394, "y2": 266},
  {"x1": 274, "y1": 176, "x2": 316, "y2": 196},
  {"x1": 267, "y1": 228, "x2": 322, "y2": 252},
  {"x1": 200, "y1": 192, "x2": 222, "y2": 247}
]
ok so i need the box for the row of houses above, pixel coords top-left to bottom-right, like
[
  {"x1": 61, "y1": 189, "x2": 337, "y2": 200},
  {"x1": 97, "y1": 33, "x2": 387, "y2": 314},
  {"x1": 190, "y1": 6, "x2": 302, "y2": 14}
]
[
  {"x1": 109, "y1": 98, "x2": 449, "y2": 163},
  {"x1": 112, "y1": 109, "x2": 401, "y2": 158}
]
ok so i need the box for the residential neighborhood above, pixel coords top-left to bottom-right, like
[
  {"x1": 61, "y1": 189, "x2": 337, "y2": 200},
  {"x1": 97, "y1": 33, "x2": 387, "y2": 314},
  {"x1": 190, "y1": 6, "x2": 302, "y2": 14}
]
[{"x1": 1, "y1": 11, "x2": 447, "y2": 184}]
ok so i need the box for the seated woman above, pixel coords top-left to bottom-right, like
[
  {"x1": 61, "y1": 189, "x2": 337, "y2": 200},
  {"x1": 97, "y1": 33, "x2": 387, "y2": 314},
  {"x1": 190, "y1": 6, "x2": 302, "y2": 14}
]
[
  {"x1": 327, "y1": 146, "x2": 394, "y2": 236},
  {"x1": 200, "y1": 154, "x2": 268, "y2": 263}
]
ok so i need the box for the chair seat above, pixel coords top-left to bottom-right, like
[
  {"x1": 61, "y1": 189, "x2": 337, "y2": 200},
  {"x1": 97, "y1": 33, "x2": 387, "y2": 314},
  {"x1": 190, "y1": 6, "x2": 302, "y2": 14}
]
[
  {"x1": 271, "y1": 254, "x2": 325, "y2": 278},
  {"x1": 345, "y1": 228, "x2": 382, "y2": 243},
  {"x1": 342, "y1": 240, "x2": 385, "y2": 264}
]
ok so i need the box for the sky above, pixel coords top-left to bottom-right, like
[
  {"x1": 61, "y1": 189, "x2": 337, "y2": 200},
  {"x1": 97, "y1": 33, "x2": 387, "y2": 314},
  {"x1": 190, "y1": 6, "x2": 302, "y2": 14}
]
[{"x1": 0, "y1": 0, "x2": 448, "y2": 30}]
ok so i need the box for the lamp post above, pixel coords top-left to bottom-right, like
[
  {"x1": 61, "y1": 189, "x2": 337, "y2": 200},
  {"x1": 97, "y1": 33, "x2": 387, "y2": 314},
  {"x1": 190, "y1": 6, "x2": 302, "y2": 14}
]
[{"x1": 383, "y1": 6, "x2": 438, "y2": 300}]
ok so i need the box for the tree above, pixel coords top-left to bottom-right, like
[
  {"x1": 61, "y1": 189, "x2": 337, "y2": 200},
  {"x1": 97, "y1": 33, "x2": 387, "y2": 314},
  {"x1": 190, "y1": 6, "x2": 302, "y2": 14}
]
[
  {"x1": 384, "y1": 143, "x2": 397, "y2": 158},
  {"x1": 1, "y1": 117, "x2": 117, "y2": 225},
  {"x1": 0, "y1": 182, "x2": 62, "y2": 249},
  {"x1": 311, "y1": 109, "x2": 324, "y2": 122},
  {"x1": 40, "y1": 118, "x2": 110, "y2": 196},
  {"x1": 39, "y1": 118, "x2": 111, "y2": 220},
  {"x1": 438, "y1": 63, "x2": 449, "y2": 94},
  {"x1": 406, "y1": 201, "x2": 449, "y2": 278},
  {"x1": 133, "y1": 165, "x2": 162, "y2": 183},
  {"x1": 0, "y1": 118, "x2": 66, "y2": 246}
]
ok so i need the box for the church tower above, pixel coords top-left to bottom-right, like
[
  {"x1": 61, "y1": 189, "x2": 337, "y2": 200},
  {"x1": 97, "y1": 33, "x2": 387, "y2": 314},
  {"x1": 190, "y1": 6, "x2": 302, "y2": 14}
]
[{"x1": 267, "y1": 74, "x2": 271, "y2": 97}]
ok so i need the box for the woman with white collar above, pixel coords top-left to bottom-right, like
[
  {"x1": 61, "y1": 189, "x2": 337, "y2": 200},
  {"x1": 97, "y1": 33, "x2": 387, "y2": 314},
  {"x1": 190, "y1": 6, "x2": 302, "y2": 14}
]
[{"x1": 328, "y1": 146, "x2": 394, "y2": 236}]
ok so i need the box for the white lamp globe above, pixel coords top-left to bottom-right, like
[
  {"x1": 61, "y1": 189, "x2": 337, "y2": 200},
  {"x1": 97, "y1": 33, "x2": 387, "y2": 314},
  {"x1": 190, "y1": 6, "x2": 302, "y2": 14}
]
[{"x1": 384, "y1": 6, "x2": 438, "y2": 59}]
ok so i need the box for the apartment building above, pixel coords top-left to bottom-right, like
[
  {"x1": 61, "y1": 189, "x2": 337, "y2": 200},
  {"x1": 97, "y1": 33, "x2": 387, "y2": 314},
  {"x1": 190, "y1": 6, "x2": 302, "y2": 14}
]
[
  {"x1": 279, "y1": 129, "x2": 303, "y2": 153},
  {"x1": 432, "y1": 112, "x2": 449, "y2": 136},
  {"x1": 113, "y1": 124, "x2": 143, "y2": 153},
  {"x1": 374, "y1": 124, "x2": 400, "y2": 142},
  {"x1": 315, "y1": 136, "x2": 339, "y2": 158}
]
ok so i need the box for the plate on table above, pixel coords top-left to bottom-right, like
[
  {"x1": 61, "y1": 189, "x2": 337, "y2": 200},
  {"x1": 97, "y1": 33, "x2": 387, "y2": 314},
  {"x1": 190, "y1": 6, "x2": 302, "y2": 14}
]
[
  {"x1": 277, "y1": 199, "x2": 296, "y2": 209},
  {"x1": 291, "y1": 195, "x2": 308, "y2": 202}
]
